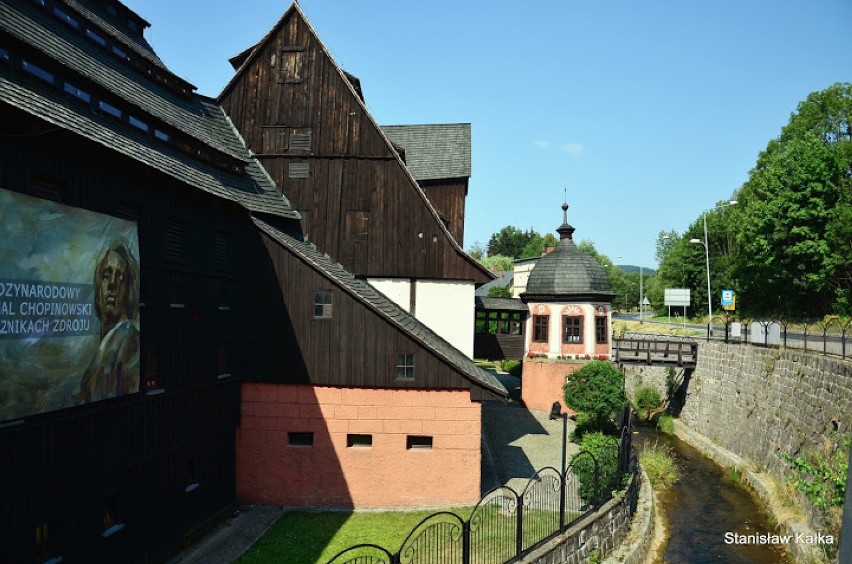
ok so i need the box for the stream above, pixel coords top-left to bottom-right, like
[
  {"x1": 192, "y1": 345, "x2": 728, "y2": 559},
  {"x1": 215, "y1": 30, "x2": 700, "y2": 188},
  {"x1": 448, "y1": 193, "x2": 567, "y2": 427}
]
[{"x1": 635, "y1": 427, "x2": 791, "y2": 563}]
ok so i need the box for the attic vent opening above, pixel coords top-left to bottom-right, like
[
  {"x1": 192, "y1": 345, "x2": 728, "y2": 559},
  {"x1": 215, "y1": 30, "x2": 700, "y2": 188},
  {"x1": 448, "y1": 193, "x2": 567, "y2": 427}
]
[
  {"x1": 288, "y1": 163, "x2": 309, "y2": 179},
  {"x1": 213, "y1": 232, "x2": 230, "y2": 272},
  {"x1": 290, "y1": 132, "x2": 312, "y2": 151},
  {"x1": 164, "y1": 219, "x2": 186, "y2": 263}
]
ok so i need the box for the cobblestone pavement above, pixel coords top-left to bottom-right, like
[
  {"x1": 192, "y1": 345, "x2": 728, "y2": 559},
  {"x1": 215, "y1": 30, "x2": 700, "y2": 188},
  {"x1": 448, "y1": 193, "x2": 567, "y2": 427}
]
[{"x1": 481, "y1": 371, "x2": 579, "y2": 494}]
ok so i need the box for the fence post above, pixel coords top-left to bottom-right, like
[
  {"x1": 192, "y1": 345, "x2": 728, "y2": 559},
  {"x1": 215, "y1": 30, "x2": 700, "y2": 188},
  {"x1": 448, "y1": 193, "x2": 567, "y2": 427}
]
[
  {"x1": 462, "y1": 520, "x2": 471, "y2": 564},
  {"x1": 516, "y1": 493, "x2": 524, "y2": 557}
]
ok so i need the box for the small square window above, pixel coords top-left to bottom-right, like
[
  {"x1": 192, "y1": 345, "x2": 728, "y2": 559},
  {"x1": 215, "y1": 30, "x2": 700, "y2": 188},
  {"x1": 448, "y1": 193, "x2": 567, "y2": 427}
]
[
  {"x1": 347, "y1": 434, "x2": 372, "y2": 448},
  {"x1": 288, "y1": 432, "x2": 314, "y2": 447},
  {"x1": 406, "y1": 435, "x2": 433, "y2": 450},
  {"x1": 396, "y1": 353, "x2": 414, "y2": 380},
  {"x1": 314, "y1": 290, "x2": 333, "y2": 318}
]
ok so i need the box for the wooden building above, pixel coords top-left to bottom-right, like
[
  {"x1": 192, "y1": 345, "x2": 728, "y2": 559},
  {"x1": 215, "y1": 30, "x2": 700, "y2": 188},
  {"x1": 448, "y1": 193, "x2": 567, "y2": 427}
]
[
  {"x1": 381, "y1": 123, "x2": 472, "y2": 247},
  {"x1": 0, "y1": 1, "x2": 507, "y2": 560},
  {"x1": 218, "y1": 4, "x2": 492, "y2": 358}
]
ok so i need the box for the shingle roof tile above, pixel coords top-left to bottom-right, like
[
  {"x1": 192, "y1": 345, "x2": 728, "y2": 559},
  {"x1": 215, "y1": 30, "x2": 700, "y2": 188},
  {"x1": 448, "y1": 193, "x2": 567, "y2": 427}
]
[{"x1": 380, "y1": 123, "x2": 471, "y2": 181}]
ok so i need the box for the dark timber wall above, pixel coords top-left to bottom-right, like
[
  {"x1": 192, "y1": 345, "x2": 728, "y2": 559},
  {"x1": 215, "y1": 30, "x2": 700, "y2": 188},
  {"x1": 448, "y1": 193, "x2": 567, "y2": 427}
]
[
  {"x1": 219, "y1": 6, "x2": 488, "y2": 283},
  {"x1": 0, "y1": 107, "x2": 260, "y2": 562}
]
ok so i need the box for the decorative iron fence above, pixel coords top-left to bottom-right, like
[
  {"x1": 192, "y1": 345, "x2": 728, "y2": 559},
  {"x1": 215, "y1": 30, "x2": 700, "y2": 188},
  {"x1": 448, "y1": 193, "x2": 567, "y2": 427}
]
[{"x1": 327, "y1": 410, "x2": 633, "y2": 564}]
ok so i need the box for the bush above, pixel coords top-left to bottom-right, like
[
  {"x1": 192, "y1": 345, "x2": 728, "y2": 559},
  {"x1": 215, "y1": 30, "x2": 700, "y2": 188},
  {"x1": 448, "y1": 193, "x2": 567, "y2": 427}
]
[
  {"x1": 640, "y1": 441, "x2": 680, "y2": 489},
  {"x1": 571, "y1": 432, "x2": 620, "y2": 504},
  {"x1": 563, "y1": 361, "x2": 627, "y2": 434},
  {"x1": 656, "y1": 414, "x2": 675, "y2": 435},
  {"x1": 571, "y1": 412, "x2": 618, "y2": 444},
  {"x1": 500, "y1": 359, "x2": 522, "y2": 376},
  {"x1": 634, "y1": 386, "x2": 662, "y2": 421}
]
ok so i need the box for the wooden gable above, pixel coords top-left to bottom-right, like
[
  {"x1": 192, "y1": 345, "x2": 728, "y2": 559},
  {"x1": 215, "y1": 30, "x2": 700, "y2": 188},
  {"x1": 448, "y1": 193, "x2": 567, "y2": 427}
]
[{"x1": 218, "y1": 4, "x2": 491, "y2": 284}]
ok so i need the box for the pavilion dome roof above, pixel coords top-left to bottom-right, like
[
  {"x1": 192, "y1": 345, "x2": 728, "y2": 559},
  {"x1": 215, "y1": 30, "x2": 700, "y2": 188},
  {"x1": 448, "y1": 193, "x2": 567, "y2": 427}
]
[{"x1": 522, "y1": 203, "x2": 615, "y2": 302}]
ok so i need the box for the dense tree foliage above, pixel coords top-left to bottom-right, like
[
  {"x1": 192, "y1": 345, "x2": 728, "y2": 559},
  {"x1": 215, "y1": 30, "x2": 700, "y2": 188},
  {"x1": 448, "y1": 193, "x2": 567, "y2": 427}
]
[
  {"x1": 487, "y1": 286, "x2": 513, "y2": 298},
  {"x1": 654, "y1": 83, "x2": 852, "y2": 318},
  {"x1": 563, "y1": 360, "x2": 627, "y2": 434},
  {"x1": 486, "y1": 226, "x2": 530, "y2": 258}
]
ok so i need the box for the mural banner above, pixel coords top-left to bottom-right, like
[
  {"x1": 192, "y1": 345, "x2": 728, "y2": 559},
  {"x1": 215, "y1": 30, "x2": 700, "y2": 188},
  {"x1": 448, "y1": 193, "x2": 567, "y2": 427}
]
[{"x1": 0, "y1": 188, "x2": 140, "y2": 422}]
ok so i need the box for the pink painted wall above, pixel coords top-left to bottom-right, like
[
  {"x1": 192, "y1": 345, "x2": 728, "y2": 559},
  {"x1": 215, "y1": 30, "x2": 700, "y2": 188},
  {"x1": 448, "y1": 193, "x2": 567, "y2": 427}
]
[
  {"x1": 521, "y1": 361, "x2": 580, "y2": 415},
  {"x1": 237, "y1": 384, "x2": 482, "y2": 508}
]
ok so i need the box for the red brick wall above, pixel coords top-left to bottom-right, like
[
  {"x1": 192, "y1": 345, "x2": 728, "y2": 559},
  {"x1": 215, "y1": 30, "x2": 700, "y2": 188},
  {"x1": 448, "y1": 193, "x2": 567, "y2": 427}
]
[
  {"x1": 521, "y1": 361, "x2": 581, "y2": 414},
  {"x1": 237, "y1": 384, "x2": 482, "y2": 508}
]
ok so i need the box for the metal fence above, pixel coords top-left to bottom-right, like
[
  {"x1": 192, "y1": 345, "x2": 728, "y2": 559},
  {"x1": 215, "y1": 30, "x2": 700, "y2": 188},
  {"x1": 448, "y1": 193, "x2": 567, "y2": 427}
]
[
  {"x1": 715, "y1": 316, "x2": 852, "y2": 359},
  {"x1": 327, "y1": 410, "x2": 633, "y2": 564}
]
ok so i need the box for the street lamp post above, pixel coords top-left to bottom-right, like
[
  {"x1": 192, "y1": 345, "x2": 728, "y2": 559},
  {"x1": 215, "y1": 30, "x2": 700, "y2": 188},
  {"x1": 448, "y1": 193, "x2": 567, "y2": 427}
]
[{"x1": 690, "y1": 200, "x2": 737, "y2": 341}]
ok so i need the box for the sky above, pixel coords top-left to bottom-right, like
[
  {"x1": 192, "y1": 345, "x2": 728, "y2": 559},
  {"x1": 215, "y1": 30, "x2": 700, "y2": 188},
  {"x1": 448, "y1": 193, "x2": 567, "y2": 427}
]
[{"x1": 123, "y1": 0, "x2": 852, "y2": 268}]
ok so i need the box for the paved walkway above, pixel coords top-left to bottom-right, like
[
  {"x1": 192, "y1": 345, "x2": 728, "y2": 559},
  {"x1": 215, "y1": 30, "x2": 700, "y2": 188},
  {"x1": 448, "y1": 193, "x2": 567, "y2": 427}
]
[{"x1": 481, "y1": 371, "x2": 579, "y2": 494}]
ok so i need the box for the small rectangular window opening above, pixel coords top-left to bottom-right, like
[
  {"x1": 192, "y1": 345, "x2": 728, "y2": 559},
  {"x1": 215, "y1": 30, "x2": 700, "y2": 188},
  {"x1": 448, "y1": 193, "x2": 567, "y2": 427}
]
[
  {"x1": 112, "y1": 45, "x2": 127, "y2": 59},
  {"x1": 288, "y1": 432, "x2": 314, "y2": 447},
  {"x1": 63, "y1": 82, "x2": 91, "y2": 103},
  {"x1": 406, "y1": 435, "x2": 433, "y2": 450},
  {"x1": 129, "y1": 116, "x2": 149, "y2": 132},
  {"x1": 533, "y1": 315, "x2": 549, "y2": 343},
  {"x1": 347, "y1": 434, "x2": 373, "y2": 448},
  {"x1": 53, "y1": 7, "x2": 79, "y2": 28},
  {"x1": 314, "y1": 290, "x2": 333, "y2": 318},
  {"x1": 22, "y1": 60, "x2": 54, "y2": 84},
  {"x1": 85, "y1": 28, "x2": 107, "y2": 46},
  {"x1": 144, "y1": 349, "x2": 160, "y2": 391},
  {"x1": 154, "y1": 129, "x2": 170, "y2": 142},
  {"x1": 396, "y1": 353, "x2": 414, "y2": 380},
  {"x1": 98, "y1": 100, "x2": 122, "y2": 118}
]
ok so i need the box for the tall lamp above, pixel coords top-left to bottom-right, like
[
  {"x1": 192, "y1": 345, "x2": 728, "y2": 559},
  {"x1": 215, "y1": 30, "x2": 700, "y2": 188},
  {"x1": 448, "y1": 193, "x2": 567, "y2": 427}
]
[{"x1": 689, "y1": 200, "x2": 737, "y2": 341}]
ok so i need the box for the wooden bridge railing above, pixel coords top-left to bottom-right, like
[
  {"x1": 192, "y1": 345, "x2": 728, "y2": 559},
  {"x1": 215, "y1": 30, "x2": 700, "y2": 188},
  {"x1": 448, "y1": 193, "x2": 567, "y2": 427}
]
[{"x1": 613, "y1": 334, "x2": 698, "y2": 367}]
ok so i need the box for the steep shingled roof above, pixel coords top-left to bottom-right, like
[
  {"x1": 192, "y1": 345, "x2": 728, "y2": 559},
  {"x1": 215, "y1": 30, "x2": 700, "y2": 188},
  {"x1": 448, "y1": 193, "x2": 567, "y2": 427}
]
[
  {"x1": 1, "y1": 0, "x2": 299, "y2": 220},
  {"x1": 253, "y1": 218, "x2": 509, "y2": 401},
  {"x1": 381, "y1": 124, "x2": 472, "y2": 181},
  {"x1": 1, "y1": 0, "x2": 243, "y2": 159}
]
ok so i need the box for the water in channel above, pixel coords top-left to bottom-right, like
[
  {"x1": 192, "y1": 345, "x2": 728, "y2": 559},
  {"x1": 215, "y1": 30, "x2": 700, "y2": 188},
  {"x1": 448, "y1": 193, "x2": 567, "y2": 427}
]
[{"x1": 636, "y1": 427, "x2": 791, "y2": 564}]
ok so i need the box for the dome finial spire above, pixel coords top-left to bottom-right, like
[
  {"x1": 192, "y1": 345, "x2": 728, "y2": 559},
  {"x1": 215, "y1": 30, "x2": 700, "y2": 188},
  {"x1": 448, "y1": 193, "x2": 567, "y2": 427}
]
[{"x1": 557, "y1": 190, "x2": 575, "y2": 240}]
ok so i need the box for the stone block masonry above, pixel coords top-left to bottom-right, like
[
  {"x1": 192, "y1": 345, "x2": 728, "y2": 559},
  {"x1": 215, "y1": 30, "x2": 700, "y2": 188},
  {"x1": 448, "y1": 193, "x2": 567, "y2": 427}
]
[{"x1": 624, "y1": 342, "x2": 852, "y2": 537}]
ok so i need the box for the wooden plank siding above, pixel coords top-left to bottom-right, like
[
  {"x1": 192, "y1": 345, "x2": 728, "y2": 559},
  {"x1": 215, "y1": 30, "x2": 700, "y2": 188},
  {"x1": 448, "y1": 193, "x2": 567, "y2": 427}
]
[
  {"x1": 420, "y1": 178, "x2": 469, "y2": 247},
  {"x1": 219, "y1": 6, "x2": 490, "y2": 284},
  {"x1": 253, "y1": 230, "x2": 485, "y2": 394},
  {"x1": 0, "y1": 110, "x2": 262, "y2": 562}
]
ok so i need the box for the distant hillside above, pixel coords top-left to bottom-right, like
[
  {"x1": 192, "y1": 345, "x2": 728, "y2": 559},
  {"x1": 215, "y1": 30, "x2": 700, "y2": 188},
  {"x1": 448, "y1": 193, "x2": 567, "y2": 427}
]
[{"x1": 617, "y1": 264, "x2": 656, "y2": 275}]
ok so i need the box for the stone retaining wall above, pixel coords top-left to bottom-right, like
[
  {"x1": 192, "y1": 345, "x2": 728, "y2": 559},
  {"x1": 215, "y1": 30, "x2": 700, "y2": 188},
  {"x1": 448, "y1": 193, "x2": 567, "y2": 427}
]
[{"x1": 624, "y1": 342, "x2": 852, "y2": 536}]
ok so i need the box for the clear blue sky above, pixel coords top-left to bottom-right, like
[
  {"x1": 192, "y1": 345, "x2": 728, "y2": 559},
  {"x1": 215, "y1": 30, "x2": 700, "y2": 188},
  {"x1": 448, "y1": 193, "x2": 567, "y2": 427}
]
[{"x1": 125, "y1": 0, "x2": 851, "y2": 268}]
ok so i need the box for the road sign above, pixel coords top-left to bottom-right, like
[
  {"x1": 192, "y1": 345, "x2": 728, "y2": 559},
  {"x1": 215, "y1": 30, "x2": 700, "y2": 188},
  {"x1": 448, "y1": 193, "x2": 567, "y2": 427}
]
[
  {"x1": 721, "y1": 289, "x2": 736, "y2": 311},
  {"x1": 664, "y1": 288, "x2": 690, "y2": 307}
]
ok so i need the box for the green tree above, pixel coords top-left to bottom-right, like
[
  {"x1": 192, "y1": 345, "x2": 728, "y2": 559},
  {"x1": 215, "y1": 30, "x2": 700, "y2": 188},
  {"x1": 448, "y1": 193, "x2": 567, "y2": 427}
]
[
  {"x1": 480, "y1": 254, "x2": 514, "y2": 272},
  {"x1": 487, "y1": 286, "x2": 512, "y2": 298},
  {"x1": 467, "y1": 241, "x2": 485, "y2": 261},
  {"x1": 732, "y1": 133, "x2": 848, "y2": 317},
  {"x1": 487, "y1": 226, "x2": 531, "y2": 258},
  {"x1": 563, "y1": 361, "x2": 627, "y2": 434},
  {"x1": 520, "y1": 232, "x2": 558, "y2": 259}
]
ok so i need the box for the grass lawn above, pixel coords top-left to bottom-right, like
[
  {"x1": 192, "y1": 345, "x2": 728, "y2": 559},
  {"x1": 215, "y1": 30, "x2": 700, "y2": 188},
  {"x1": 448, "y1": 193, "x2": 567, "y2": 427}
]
[
  {"x1": 236, "y1": 505, "x2": 569, "y2": 564},
  {"x1": 237, "y1": 508, "x2": 472, "y2": 564}
]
